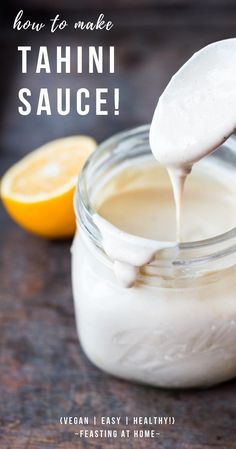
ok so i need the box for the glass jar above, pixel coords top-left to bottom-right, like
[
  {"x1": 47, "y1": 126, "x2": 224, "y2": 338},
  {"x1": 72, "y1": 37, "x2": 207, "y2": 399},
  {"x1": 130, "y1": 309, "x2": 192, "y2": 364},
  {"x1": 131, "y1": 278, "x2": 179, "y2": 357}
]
[{"x1": 72, "y1": 125, "x2": 236, "y2": 389}]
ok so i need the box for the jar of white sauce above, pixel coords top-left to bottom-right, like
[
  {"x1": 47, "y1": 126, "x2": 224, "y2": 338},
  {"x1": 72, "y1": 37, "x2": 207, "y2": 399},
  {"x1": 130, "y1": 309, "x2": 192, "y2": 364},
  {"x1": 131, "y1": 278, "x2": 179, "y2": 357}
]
[{"x1": 72, "y1": 125, "x2": 236, "y2": 389}]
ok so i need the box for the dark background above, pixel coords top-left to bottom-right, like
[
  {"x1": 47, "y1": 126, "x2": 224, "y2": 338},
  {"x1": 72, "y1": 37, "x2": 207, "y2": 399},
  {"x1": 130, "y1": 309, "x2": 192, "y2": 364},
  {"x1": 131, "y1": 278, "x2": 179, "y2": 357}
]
[{"x1": 1, "y1": 1, "x2": 236, "y2": 448}]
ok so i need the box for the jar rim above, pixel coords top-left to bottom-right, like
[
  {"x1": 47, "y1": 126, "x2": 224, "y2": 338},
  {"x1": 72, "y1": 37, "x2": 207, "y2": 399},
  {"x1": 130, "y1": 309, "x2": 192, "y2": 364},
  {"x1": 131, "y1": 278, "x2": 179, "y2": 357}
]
[{"x1": 74, "y1": 124, "x2": 236, "y2": 268}]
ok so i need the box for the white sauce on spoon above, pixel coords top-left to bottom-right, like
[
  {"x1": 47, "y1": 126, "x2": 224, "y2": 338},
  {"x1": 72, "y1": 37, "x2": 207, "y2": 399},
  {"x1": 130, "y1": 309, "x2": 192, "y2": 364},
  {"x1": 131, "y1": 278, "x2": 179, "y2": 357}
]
[{"x1": 150, "y1": 38, "x2": 236, "y2": 240}]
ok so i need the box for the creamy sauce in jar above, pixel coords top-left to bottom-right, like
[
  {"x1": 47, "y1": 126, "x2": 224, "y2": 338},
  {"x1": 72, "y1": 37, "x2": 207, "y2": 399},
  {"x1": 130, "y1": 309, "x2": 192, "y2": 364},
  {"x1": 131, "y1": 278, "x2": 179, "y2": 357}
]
[
  {"x1": 96, "y1": 163, "x2": 236, "y2": 243},
  {"x1": 72, "y1": 148, "x2": 236, "y2": 388}
]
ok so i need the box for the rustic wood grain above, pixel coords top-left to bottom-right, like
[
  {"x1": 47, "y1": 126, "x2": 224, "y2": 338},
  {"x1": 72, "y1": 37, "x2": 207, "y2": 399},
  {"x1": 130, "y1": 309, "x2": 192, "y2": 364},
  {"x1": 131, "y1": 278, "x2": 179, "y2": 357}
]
[{"x1": 1, "y1": 10, "x2": 236, "y2": 449}]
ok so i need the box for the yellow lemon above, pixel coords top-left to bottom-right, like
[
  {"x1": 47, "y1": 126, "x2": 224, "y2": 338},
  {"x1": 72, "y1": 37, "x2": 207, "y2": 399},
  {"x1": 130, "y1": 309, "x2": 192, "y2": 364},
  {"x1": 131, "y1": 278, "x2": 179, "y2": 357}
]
[{"x1": 0, "y1": 135, "x2": 96, "y2": 238}]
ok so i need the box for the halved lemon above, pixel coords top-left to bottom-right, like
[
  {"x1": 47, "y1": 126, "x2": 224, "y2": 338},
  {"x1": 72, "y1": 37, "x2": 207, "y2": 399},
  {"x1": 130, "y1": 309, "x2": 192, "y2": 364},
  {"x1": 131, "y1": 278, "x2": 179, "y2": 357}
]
[{"x1": 0, "y1": 135, "x2": 96, "y2": 238}]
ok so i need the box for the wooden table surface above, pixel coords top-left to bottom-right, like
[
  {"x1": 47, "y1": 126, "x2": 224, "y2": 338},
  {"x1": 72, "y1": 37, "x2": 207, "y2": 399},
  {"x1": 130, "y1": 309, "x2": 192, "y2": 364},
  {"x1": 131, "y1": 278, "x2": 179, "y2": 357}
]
[{"x1": 1, "y1": 8, "x2": 236, "y2": 448}]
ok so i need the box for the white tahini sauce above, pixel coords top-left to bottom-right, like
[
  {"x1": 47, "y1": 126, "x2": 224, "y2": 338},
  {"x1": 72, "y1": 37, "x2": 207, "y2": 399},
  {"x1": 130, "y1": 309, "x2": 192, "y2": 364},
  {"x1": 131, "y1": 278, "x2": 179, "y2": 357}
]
[{"x1": 72, "y1": 159, "x2": 236, "y2": 388}]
